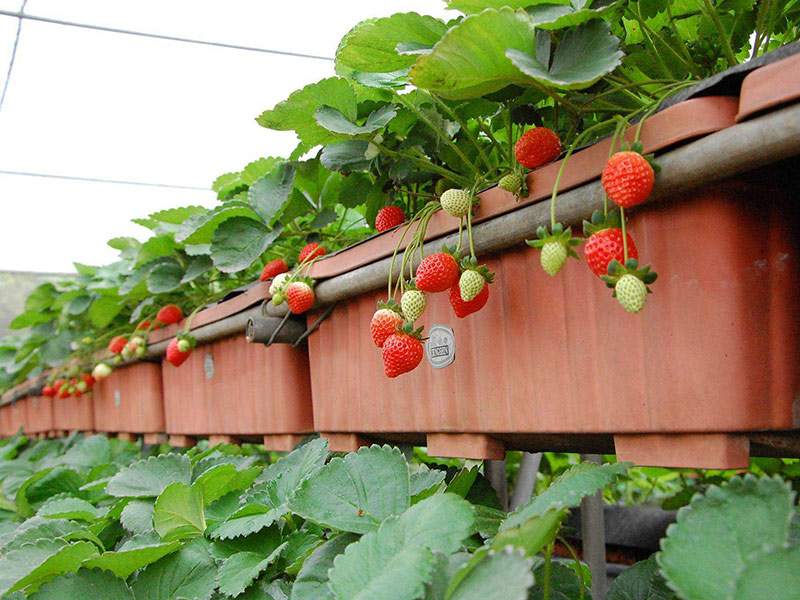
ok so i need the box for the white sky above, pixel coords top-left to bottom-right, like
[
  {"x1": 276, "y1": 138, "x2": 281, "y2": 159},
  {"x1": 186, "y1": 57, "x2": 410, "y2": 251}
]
[{"x1": 0, "y1": 1, "x2": 453, "y2": 272}]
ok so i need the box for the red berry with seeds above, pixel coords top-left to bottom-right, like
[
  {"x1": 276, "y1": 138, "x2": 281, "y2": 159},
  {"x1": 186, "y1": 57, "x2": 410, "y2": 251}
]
[
  {"x1": 108, "y1": 336, "x2": 127, "y2": 355},
  {"x1": 514, "y1": 127, "x2": 561, "y2": 169},
  {"x1": 415, "y1": 251, "x2": 459, "y2": 293},
  {"x1": 449, "y1": 281, "x2": 489, "y2": 318},
  {"x1": 375, "y1": 206, "x2": 406, "y2": 232},
  {"x1": 286, "y1": 280, "x2": 315, "y2": 314},
  {"x1": 166, "y1": 338, "x2": 191, "y2": 367},
  {"x1": 601, "y1": 151, "x2": 655, "y2": 208},
  {"x1": 42, "y1": 385, "x2": 56, "y2": 398},
  {"x1": 585, "y1": 229, "x2": 638, "y2": 277},
  {"x1": 157, "y1": 304, "x2": 183, "y2": 325},
  {"x1": 370, "y1": 301, "x2": 404, "y2": 348},
  {"x1": 299, "y1": 242, "x2": 326, "y2": 264},
  {"x1": 382, "y1": 325, "x2": 424, "y2": 378},
  {"x1": 260, "y1": 258, "x2": 289, "y2": 282}
]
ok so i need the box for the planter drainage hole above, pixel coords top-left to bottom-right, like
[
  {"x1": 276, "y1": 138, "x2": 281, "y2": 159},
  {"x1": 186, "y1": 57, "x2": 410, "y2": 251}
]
[
  {"x1": 114, "y1": 390, "x2": 121, "y2": 407},
  {"x1": 204, "y1": 354, "x2": 215, "y2": 379}
]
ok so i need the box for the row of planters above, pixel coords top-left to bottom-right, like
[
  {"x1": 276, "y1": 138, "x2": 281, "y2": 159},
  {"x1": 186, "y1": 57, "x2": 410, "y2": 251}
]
[
  {"x1": 0, "y1": 432, "x2": 798, "y2": 599},
  {"x1": 2, "y1": 3, "x2": 800, "y2": 469}
]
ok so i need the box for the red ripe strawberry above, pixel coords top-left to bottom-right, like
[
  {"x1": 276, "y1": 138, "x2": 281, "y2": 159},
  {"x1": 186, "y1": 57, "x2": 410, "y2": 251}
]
[
  {"x1": 157, "y1": 304, "x2": 183, "y2": 325},
  {"x1": 52, "y1": 378, "x2": 65, "y2": 391},
  {"x1": 108, "y1": 336, "x2": 127, "y2": 354},
  {"x1": 72, "y1": 388, "x2": 84, "y2": 398},
  {"x1": 601, "y1": 151, "x2": 655, "y2": 208},
  {"x1": 81, "y1": 373, "x2": 96, "y2": 388},
  {"x1": 382, "y1": 325, "x2": 424, "y2": 378},
  {"x1": 136, "y1": 320, "x2": 160, "y2": 331},
  {"x1": 260, "y1": 258, "x2": 289, "y2": 282},
  {"x1": 298, "y1": 242, "x2": 326, "y2": 264},
  {"x1": 375, "y1": 206, "x2": 406, "y2": 232},
  {"x1": 415, "y1": 250, "x2": 459, "y2": 293},
  {"x1": 449, "y1": 281, "x2": 489, "y2": 318},
  {"x1": 370, "y1": 300, "x2": 404, "y2": 348},
  {"x1": 585, "y1": 229, "x2": 638, "y2": 277},
  {"x1": 514, "y1": 127, "x2": 561, "y2": 169},
  {"x1": 42, "y1": 385, "x2": 56, "y2": 398},
  {"x1": 57, "y1": 387, "x2": 70, "y2": 399},
  {"x1": 166, "y1": 338, "x2": 191, "y2": 367},
  {"x1": 285, "y1": 280, "x2": 315, "y2": 314}
]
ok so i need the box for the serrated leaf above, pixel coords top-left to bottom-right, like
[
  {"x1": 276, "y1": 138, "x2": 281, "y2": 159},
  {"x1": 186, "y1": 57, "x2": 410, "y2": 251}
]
[
  {"x1": 491, "y1": 506, "x2": 565, "y2": 557},
  {"x1": 607, "y1": 556, "x2": 675, "y2": 600},
  {"x1": 210, "y1": 217, "x2": 283, "y2": 273},
  {"x1": 88, "y1": 295, "x2": 122, "y2": 329},
  {"x1": 732, "y1": 545, "x2": 800, "y2": 600},
  {"x1": 181, "y1": 255, "x2": 213, "y2": 284},
  {"x1": 314, "y1": 104, "x2": 397, "y2": 137},
  {"x1": 37, "y1": 497, "x2": 105, "y2": 521},
  {"x1": 409, "y1": 464, "x2": 446, "y2": 499},
  {"x1": 192, "y1": 464, "x2": 260, "y2": 507},
  {"x1": 659, "y1": 474, "x2": 796, "y2": 600},
  {"x1": 106, "y1": 454, "x2": 191, "y2": 498},
  {"x1": 61, "y1": 435, "x2": 112, "y2": 470},
  {"x1": 506, "y1": 21, "x2": 623, "y2": 89},
  {"x1": 9, "y1": 311, "x2": 56, "y2": 330},
  {"x1": 207, "y1": 503, "x2": 285, "y2": 540},
  {"x1": 0, "y1": 539, "x2": 98, "y2": 596},
  {"x1": 0, "y1": 517, "x2": 100, "y2": 553},
  {"x1": 249, "y1": 163, "x2": 295, "y2": 225},
  {"x1": 81, "y1": 537, "x2": 180, "y2": 579},
  {"x1": 527, "y1": 0, "x2": 619, "y2": 29},
  {"x1": 320, "y1": 140, "x2": 372, "y2": 172},
  {"x1": 445, "y1": 548, "x2": 534, "y2": 600},
  {"x1": 217, "y1": 529, "x2": 287, "y2": 598},
  {"x1": 130, "y1": 538, "x2": 217, "y2": 600},
  {"x1": 445, "y1": 0, "x2": 536, "y2": 13},
  {"x1": 153, "y1": 482, "x2": 206, "y2": 542},
  {"x1": 328, "y1": 494, "x2": 475, "y2": 600},
  {"x1": 289, "y1": 444, "x2": 410, "y2": 534},
  {"x1": 148, "y1": 205, "x2": 208, "y2": 224},
  {"x1": 120, "y1": 499, "x2": 155, "y2": 534},
  {"x1": 146, "y1": 260, "x2": 185, "y2": 294},
  {"x1": 175, "y1": 203, "x2": 258, "y2": 245},
  {"x1": 28, "y1": 569, "x2": 134, "y2": 599},
  {"x1": 291, "y1": 533, "x2": 358, "y2": 600}
]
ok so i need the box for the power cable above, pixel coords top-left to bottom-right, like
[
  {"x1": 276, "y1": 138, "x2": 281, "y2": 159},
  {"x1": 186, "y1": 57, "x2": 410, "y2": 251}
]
[
  {"x1": 0, "y1": 9, "x2": 334, "y2": 62},
  {"x1": 0, "y1": 0, "x2": 28, "y2": 114},
  {"x1": 0, "y1": 169, "x2": 208, "y2": 191}
]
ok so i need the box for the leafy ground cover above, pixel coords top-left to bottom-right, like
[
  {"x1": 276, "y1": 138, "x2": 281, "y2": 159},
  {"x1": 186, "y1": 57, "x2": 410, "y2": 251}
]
[{"x1": 0, "y1": 434, "x2": 797, "y2": 599}]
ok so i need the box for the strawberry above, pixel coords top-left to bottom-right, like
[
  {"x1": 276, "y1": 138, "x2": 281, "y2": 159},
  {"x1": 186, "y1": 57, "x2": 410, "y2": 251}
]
[
  {"x1": 42, "y1": 385, "x2": 56, "y2": 398},
  {"x1": 92, "y1": 363, "x2": 112, "y2": 381},
  {"x1": 81, "y1": 373, "x2": 95, "y2": 388},
  {"x1": 583, "y1": 210, "x2": 638, "y2": 277},
  {"x1": 260, "y1": 258, "x2": 289, "y2": 282},
  {"x1": 57, "y1": 387, "x2": 71, "y2": 400},
  {"x1": 166, "y1": 336, "x2": 195, "y2": 367},
  {"x1": 514, "y1": 127, "x2": 561, "y2": 169},
  {"x1": 526, "y1": 224, "x2": 581, "y2": 276},
  {"x1": 136, "y1": 320, "x2": 150, "y2": 331},
  {"x1": 498, "y1": 173, "x2": 523, "y2": 195},
  {"x1": 375, "y1": 206, "x2": 406, "y2": 232},
  {"x1": 76, "y1": 380, "x2": 88, "y2": 392},
  {"x1": 458, "y1": 257, "x2": 494, "y2": 302},
  {"x1": 72, "y1": 388, "x2": 84, "y2": 398},
  {"x1": 298, "y1": 242, "x2": 326, "y2": 264},
  {"x1": 382, "y1": 324, "x2": 424, "y2": 378},
  {"x1": 601, "y1": 151, "x2": 655, "y2": 209},
  {"x1": 601, "y1": 258, "x2": 658, "y2": 314},
  {"x1": 400, "y1": 283, "x2": 426, "y2": 323},
  {"x1": 415, "y1": 248, "x2": 460, "y2": 293},
  {"x1": 449, "y1": 280, "x2": 489, "y2": 318},
  {"x1": 157, "y1": 304, "x2": 183, "y2": 325},
  {"x1": 269, "y1": 272, "x2": 291, "y2": 306},
  {"x1": 52, "y1": 378, "x2": 65, "y2": 392},
  {"x1": 108, "y1": 336, "x2": 127, "y2": 355},
  {"x1": 440, "y1": 189, "x2": 473, "y2": 218},
  {"x1": 285, "y1": 279, "x2": 315, "y2": 314},
  {"x1": 370, "y1": 300, "x2": 404, "y2": 348}
]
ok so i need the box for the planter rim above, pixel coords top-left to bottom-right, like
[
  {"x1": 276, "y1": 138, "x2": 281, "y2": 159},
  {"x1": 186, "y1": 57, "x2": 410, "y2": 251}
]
[
  {"x1": 307, "y1": 96, "x2": 738, "y2": 281},
  {"x1": 736, "y1": 53, "x2": 800, "y2": 122}
]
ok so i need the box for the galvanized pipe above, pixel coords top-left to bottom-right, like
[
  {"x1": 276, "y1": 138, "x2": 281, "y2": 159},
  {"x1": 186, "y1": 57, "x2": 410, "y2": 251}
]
[
  {"x1": 245, "y1": 316, "x2": 306, "y2": 345},
  {"x1": 510, "y1": 452, "x2": 542, "y2": 510},
  {"x1": 580, "y1": 454, "x2": 608, "y2": 600}
]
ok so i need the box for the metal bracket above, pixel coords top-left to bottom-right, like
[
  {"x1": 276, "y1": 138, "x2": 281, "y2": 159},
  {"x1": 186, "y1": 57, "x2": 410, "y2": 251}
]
[{"x1": 292, "y1": 303, "x2": 337, "y2": 348}]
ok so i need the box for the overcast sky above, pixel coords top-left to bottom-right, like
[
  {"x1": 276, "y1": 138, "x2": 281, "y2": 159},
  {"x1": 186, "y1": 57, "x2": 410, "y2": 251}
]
[{"x1": 0, "y1": 1, "x2": 453, "y2": 272}]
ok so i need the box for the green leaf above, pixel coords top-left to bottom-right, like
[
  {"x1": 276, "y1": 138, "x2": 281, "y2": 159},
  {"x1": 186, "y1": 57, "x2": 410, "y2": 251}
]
[
  {"x1": 292, "y1": 533, "x2": 358, "y2": 600},
  {"x1": 28, "y1": 569, "x2": 134, "y2": 600},
  {"x1": 181, "y1": 255, "x2": 213, "y2": 285},
  {"x1": 192, "y1": 464, "x2": 260, "y2": 507},
  {"x1": 130, "y1": 538, "x2": 217, "y2": 600},
  {"x1": 320, "y1": 140, "x2": 372, "y2": 172},
  {"x1": 210, "y1": 217, "x2": 283, "y2": 273},
  {"x1": 146, "y1": 260, "x2": 185, "y2": 294},
  {"x1": 0, "y1": 517, "x2": 100, "y2": 552},
  {"x1": 25, "y1": 284, "x2": 57, "y2": 312},
  {"x1": 39, "y1": 331, "x2": 72, "y2": 367},
  {"x1": 120, "y1": 500, "x2": 155, "y2": 534},
  {"x1": 81, "y1": 538, "x2": 180, "y2": 579},
  {"x1": 607, "y1": 556, "x2": 675, "y2": 600},
  {"x1": 217, "y1": 528, "x2": 287, "y2": 598},
  {"x1": 732, "y1": 546, "x2": 800, "y2": 600},
  {"x1": 289, "y1": 444, "x2": 410, "y2": 534},
  {"x1": 335, "y1": 13, "x2": 448, "y2": 77},
  {"x1": 249, "y1": 163, "x2": 295, "y2": 225},
  {"x1": 153, "y1": 482, "x2": 206, "y2": 542},
  {"x1": 314, "y1": 104, "x2": 397, "y2": 137},
  {"x1": 526, "y1": 0, "x2": 619, "y2": 29},
  {"x1": 65, "y1": 294, "x2": 91, "y2": 315},
  {"x1": 148, "y1": 205, "x2": 208, "y2": 224},
  {"x1": 37, "y1": 497, "x2": 105, "y2": 521},
  {"x1": 135, "y1": 235, "x2": 179, "y2": 267},
  {"x1": 207, "y1": 503, "x2": 284, "y2": 540},
  {"x1": 445, "y1": 0, "x2": 537, "y2": 13},
  {"x1": 0, "y1": 539, "x2": 98, "y2": 596},
  {"x1": 108, "y1": 237, "x2": 142, "y2": 260},
  {"x1": 501, "y1": 462, "x2": 630, "y2": 530},
  {"x1": 88, "y1": 295, "x2": 122, "y2": 329},
  {"x1": 61, "y1": 435, "x2": 112, "y2": 470},
  {"x1": 659, "y1": 474, "x2": 796, "y2": 600},
  {"x1": 529, "y1": 561, "x2": 586, "y2": 600},
  {"x1": 491, "y1": 506, "x2": 566, "y2": 557},
  {"x1": 410, "y1": 8, "x2": 537, "y2": 99},
  {"x1": 328, "y1": 494, "x2": 475, "y2": 599},
  {"x1": 409, "y1": 464, "x2": 446, "y2": 500},
  {"x1": 106, "y1": 454, "x2": 191, "y2": 498},
  {"x1": 506, "y1": 21, "x2": 623, "y2": 89},
  {"x1": 9, "y1": 310, "x2": 56, "y2": 330},
  {"x1": 445, "y1": 548, "x2": 534, "y2": 600},
  {"x1": 175, "y1": 203, "x2": 259, "y2": 245}
]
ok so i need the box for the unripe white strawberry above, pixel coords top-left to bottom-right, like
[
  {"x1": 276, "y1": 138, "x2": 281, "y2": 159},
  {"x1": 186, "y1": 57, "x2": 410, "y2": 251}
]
[
  {"x1": 615, "y1": 274, "x2": 647, "y2": 313},
  {"x1": 401, "y1": 289, "x2": 426, "y2": 323},
  {"x1": 440, "y1": 189, "x2": 472, "y2": 218},
  {"x1": 459, "y1": 270, "x2": 485, "y2": 302},
  {"x1": 135, "y1": 345, "x2": 146, "y2": 358},
  {"x1": 92, "y1": 363, "x2": 112, "y2": 380},
  {"x1": 130, "y1": 335, "x2": 146, "y2": 347},
  {"x1": 540, "y1": 241, "x2": 568, "y2": 276},
  {"x1": 498, "y1": 173, "x2": 522, "y2": 194}
]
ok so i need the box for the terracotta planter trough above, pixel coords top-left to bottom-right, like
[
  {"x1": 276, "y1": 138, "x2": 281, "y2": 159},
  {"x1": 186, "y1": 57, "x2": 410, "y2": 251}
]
[
  {"x1": 22, "y1": 395, "x2": 54, "y2": 437},
  {"x1": 737, "y1": 53, "x2": 800, "y2": 122},
  {"x1": 302, "y1": 96, "x2": 800, "y2": 469},
  {"x1": 52, "y1": 395, "x2": 95, "y2": 435},
  {"x1": 93, "y1": 362, "x2": 165, "y2": 444}
]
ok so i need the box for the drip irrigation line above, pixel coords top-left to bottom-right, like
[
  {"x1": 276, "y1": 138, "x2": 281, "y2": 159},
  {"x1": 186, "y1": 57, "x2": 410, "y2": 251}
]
[
  {"x1": 0, "y1": 0, "x2": 28, "y2": 115},
  {"x1": 0, "y1": 169, "x2": 208, "y2": 191},
  {"x1": 0, "y1": 9, "x2": 334, "y2": 62}
]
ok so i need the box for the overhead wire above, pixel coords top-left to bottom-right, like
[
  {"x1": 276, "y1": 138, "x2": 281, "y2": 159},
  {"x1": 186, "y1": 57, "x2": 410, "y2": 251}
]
[
  {"x1": 0, "y1": 169, "x2": 209, "y2": 191},
  {"x1": 0, "y1": 0, "x2": 28, "y2": 114}
]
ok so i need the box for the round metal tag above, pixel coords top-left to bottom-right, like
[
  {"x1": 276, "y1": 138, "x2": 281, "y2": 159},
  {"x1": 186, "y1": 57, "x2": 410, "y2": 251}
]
[{"x1": 425, "y1": 324, "x2": 456, "y2": 369}]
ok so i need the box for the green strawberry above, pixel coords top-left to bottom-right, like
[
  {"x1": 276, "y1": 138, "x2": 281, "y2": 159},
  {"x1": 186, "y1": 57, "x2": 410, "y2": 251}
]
[
  {"x1": 457, "y1": 257, "x2": 495, "y2": 302},
  {"x1": 615, "y1": 274, "x2": 647, "y2": 313},
  {"x1": 440, "y1": 189, "x2": 472, "y2": 218},
  {"x1": 526, "y1": 224, "x2": 581, "y2": 276},
  {"x1": 498, "y1": 173, "x2": 522, "y2": 194},
  {"x1": 401, "y1": 284, "x2": 426, "y2": 323}
]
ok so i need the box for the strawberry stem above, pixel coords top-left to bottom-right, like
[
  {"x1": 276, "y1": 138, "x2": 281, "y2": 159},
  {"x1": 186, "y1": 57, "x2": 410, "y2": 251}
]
[{"x1": 620, "y1": 206, "x2": 629, "y2": 262}]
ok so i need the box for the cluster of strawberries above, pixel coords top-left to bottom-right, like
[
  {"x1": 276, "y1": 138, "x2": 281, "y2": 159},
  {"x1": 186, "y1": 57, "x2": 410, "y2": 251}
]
[
  {"x1": 505, "y1": 127, "x2": 658, "y2": 313},
  {"x1": 42, "y1": 371, "x2": 98, "y2": 400},
  {"x1": 263, "y1": 242, "x2": 326, "y2": 315}
]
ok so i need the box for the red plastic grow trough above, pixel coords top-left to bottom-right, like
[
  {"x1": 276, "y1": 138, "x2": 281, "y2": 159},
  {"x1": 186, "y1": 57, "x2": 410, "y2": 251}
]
[
  {"x1": 303, "y1": 96, "x2": 800, "y2": 469},
  {"x1": 52, "y1": 394, "x2": 95, "y2": 435},
  {"x1": 92, "y1": 362, "x2": 166, "y2": 444},
  {"x1": 22, "y1": 395, "x2": 54, "y2": 438},
  {"x1": 150, "y1": 285, "x2": 315, "y2": 450}
]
